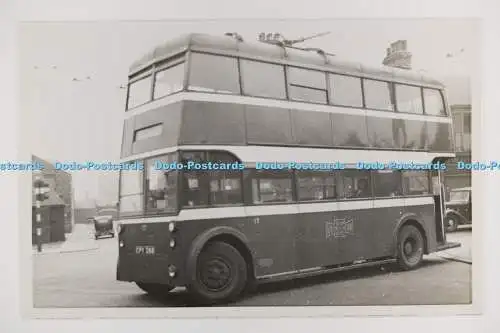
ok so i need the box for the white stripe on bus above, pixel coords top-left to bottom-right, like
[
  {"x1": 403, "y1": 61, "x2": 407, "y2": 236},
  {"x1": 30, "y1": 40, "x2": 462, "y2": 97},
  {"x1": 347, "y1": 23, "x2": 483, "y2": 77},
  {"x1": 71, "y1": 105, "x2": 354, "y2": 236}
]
[
  {"x1": 119, "y1": 144, "x2": 455, "y2": 164},
  {"x1": 117, "y1": 196, "x2": 434, "y2": 224},
  {"x1": 125, "y1": 91, "x2": 452, "y2": 124}
]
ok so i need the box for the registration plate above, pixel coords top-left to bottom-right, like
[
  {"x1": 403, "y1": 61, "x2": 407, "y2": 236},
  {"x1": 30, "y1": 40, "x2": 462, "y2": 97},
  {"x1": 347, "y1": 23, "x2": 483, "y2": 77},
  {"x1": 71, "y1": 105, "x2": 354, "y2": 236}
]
[{"x1": 135, "y1": 246, "x2": 155, "y2": 255}]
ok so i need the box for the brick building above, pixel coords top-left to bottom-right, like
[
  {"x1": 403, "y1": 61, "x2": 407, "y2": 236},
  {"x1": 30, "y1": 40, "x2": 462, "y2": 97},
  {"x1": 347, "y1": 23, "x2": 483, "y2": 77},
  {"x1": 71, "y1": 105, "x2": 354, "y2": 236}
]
[{"x1": 32, "y1": 155, "x2": 75, "y2": 233}]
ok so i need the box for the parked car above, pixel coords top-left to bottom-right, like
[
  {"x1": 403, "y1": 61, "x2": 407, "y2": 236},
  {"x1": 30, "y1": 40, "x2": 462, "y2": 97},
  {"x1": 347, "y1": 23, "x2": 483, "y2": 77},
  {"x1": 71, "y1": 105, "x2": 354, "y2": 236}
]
[
  {"x1": 444, "y1": 187, "x2": 472, "y2": 232},
  {"x1": 92, "y1": 215, "x2": 115, "y2": 239}
]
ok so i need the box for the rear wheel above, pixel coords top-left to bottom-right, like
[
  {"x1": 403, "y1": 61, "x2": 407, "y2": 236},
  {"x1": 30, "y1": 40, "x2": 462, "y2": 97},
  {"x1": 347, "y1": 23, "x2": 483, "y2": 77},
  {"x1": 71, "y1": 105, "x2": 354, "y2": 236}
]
[
  {"x1": 189, "y1": 241, "x2": 248, "y2": 305},
  {"x1": 396, "y1": 224, "x2": 425, "y2": 270},
  {"x1": 445, "y1": 215, "x2": 459, "y2": 233},
  {"x1": 136, "y1": 282, "x2": 174, "y2": 296}
]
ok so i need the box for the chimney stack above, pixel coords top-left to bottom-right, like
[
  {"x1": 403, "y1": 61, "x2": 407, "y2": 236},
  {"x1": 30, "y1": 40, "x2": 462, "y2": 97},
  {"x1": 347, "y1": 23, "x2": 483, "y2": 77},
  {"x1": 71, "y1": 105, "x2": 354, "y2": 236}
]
[{"x1": 382, "y1": 40, "x2": 412, "y2": 70}]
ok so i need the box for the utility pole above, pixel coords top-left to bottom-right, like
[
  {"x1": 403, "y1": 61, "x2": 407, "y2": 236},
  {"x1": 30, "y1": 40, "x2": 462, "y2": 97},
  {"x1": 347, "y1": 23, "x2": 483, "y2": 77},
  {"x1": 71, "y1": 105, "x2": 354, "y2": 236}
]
[{"x1": 33, "y1": 176, "x2": 49, "y2": 252}]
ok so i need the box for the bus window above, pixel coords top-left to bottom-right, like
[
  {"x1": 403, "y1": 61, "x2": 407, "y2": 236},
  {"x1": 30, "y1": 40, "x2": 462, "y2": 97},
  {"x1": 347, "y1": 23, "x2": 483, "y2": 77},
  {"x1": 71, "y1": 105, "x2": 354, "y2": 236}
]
[
  {"x1": 127, "y1": 75, "x2": 152, "y2": 109},
  {"x1": 153, "y1": 62, "x2": 185, "y2": 99},
  {"x1": 119, "y1": 163, "x2": 144, "y2": 216},
  {"x1": 145, "y1": 154, "x2": 178, "y2": 213},
  {"x1": 180, "y1": 151, "x2": 208, "y2": 207},
  {"x1": 423, "y1": 88, "x2": 446, "y2": 116},
  {"x1": 251, "y1": 170, "x2": 293, "y2": 204},
  {"x1": 208, "y1": 152, "x2": 243, "y2": 205},
  {"x1": 188, "y1": 53, "x2": 240, "y2": 94},
  {"x1": 240, "y1": 60, "x2": 286, "y2": 99},
  {"x1": 396, "y1": 84, "x2": 424, "y2": 114},
  {"x1": 296, "y1": 171, "x2": 337, "y2": 201},
  {"x1": 363, "y1": 79, "x2": 394, "y2": 111},
  {"x1": 402, "y1": 171, "x2": 430, "y2": 195},
  {"x1": 340, "y1": 170, "x2": 371, "y2": 199},
  {"x1": 328, "y1": 74, "x2": 363, "y2": 107},
  {"x1": 287, "y1": 67, "x2": 327, "y2": 104},
  {"x1": 373, "y1": 170, "x2": 403, "y2": 198}
]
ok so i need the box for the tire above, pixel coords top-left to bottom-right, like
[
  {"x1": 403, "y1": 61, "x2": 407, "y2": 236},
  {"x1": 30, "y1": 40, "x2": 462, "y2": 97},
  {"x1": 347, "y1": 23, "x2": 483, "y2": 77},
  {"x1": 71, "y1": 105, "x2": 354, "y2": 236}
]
[
  {"x1": 189, "y1": 241, "x2": 248, "y2": 305},
  {"x1": 396, "y1": 224, "x2": 425, "y2": 271},
  {"x1": 445, "y1": 215, "x2": 459, "y2": 233},
  {"x1": 136, "y1": 282, "x2": 174, "y2": 296}
]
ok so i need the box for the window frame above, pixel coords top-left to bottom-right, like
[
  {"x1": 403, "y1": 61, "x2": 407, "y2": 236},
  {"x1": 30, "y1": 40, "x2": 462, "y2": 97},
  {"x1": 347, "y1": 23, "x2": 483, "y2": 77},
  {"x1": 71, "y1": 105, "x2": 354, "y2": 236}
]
[
  {"x1": 143, "y1": 153, "x2": 180, "y2": 215},
  {"x1": 295, "y1": 170, "x2": 338, "y2": 202},
  {"x1": 239, "y1": 58, "x2": 288, "y2": 100},
  {"x1": 286, "y1": 65, "x2": 328, "y2": 105},
  {"x1": 362, "y1": 78, "x2": 396, "y2": 112},
  {"x1": 126, "y1": 71, "x2": 154, "y2": 110},
  {"x1": 327, "y1": 72, "x2": 364, "y2": 108},
  {"x1": 394, "y1": 83, "x2": 425, "y2": 115},
  {"x1": 372, "y1": 169, "x2": 404, "y2": 198},
  {"x1": 186, "y1": 52, "x2": 241, "y2": 95},
  {"x1": 152, "y1": 59, "x2": 186, "y2": 100},
  {"x1": 422, "y1": 87, "x2": 448, "y2": 117},
  {"x1": 178, "y1": 150, "x2": 245, "y2": 209}
]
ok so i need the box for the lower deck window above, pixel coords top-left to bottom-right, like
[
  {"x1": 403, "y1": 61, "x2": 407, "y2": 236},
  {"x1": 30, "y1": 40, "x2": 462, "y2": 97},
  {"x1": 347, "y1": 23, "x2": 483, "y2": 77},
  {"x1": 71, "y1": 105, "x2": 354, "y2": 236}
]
[
  {"x1": 252, "y1": 170, "x2": 293, "y2": 204},
  {"x1": 340, "y1": 170, "x2": 371, "y2": 199}
]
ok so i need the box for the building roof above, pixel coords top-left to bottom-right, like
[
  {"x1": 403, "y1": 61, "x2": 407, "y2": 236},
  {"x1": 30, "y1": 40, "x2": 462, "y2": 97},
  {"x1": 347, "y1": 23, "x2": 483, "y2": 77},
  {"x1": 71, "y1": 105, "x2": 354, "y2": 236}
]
[
  {"x1": 129, "y1": 33, "x2": 445, "y2": 89},
  {"x1": 32, "y1": 154, "x2": 71, "y2": 177}
]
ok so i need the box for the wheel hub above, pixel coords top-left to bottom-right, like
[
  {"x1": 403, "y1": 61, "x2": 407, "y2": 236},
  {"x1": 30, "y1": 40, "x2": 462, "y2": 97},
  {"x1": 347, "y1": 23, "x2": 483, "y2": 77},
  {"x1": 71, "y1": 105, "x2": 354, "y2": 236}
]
[{"x1": 200, "y1": 258, "x2": 232, "y2": 291}]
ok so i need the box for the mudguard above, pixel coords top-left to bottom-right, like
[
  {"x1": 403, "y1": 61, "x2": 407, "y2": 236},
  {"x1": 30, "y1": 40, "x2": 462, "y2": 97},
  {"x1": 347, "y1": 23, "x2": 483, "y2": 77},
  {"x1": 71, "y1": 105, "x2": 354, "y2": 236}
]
[
  {"x1": 392, "y1": 213, "x2": 428, "y2": 256},
  {"x1": 185, "y1": 226, "x2": 254, "y2": 284},
  {"x1": 444, "y1": 209, "x2": 468, "y2": 223}
]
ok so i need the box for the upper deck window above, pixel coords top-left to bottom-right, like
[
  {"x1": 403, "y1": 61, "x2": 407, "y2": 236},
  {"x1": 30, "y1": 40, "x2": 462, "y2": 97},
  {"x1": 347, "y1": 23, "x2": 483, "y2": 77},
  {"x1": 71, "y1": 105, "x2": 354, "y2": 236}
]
[
  {"x1": 153, "y1": 62, "x2": 185, "y2": 99},
  {"x1": 396, "y1": 84, "x2": 423, "y2": 114},
  {"x1": 127, "y1": 76, "x2": 152, "y2": 109},
  {"x1": 363, "y1": 79, "x2": 394, "y2": 111},
  {"x1": 328, "y1": 74, "x2": 363, "y2": 108},
  {"x1": 188, "y1": 53, "x2": 240, "y2": 94},
  {"x1": 240, "y1": 60, "x2": 286, "y2": 99},
  {"x1": 423, "y1": 88, "x2": 446, "y2": 116},
  {"x1": 287, "y1": 67, "x2": 327, "y2": 104}
]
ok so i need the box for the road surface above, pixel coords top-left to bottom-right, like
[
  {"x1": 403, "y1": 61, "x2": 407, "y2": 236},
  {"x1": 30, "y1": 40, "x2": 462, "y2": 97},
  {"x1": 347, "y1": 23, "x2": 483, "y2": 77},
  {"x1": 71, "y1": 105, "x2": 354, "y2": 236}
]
[{"x1": 33, "y1": 224, "x2": 472, "y2": 307}]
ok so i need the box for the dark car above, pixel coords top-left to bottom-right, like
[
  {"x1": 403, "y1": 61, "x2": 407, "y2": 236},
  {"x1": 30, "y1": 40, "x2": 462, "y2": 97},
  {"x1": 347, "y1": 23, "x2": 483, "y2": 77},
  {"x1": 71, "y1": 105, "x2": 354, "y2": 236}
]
[
  {"x1": 92, "y1": 215, "x2": 115, "y2": 239},
  {"x1": 444, "y1": 187, "x2": 472, "y2": 232}
]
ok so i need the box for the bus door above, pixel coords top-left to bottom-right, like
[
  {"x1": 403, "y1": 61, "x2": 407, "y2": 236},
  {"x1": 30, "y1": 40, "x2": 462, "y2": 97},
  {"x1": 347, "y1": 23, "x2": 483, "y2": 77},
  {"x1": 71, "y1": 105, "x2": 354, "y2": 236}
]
[{"x1": 431, "y1": 169, "x2": 446, "y2": 245}]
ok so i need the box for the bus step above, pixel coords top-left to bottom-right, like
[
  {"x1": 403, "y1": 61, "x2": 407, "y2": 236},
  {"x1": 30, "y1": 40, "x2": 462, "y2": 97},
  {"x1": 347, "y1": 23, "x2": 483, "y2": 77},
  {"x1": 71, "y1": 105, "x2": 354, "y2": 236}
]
[{"x1": 436, "y1": 242, "x2": 461, "y2": 252}]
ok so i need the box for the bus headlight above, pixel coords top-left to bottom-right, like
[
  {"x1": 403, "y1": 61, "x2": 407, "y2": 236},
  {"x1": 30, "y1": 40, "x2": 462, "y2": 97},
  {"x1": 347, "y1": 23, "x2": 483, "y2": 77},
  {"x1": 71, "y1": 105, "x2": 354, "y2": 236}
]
[
  {"x1": 119, "y1": 240, "x2": 124, "y2": 248},
  {"x1": 168, "y1": 265, "x2": 176, "y2": 277},
  {"x1": 168, "y1": 222, "x2": 175, "y2": 232},
  {"x1": 169, "y1": 239, "x2": 176, "y2": 248}
]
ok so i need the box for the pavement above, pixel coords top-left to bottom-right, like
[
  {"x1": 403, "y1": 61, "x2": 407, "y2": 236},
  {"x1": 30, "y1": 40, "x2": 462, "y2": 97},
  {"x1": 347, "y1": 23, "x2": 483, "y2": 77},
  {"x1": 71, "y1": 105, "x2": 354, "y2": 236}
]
[
  {"x1": 430, "y1": 226, "x2": 472, "y2": 264},
  {"x1": 32, "y1": 223, "x2": 99, "y2": 255},
  {"x1": 32, "y1": 226, "x2": 472, "y2": 307}
]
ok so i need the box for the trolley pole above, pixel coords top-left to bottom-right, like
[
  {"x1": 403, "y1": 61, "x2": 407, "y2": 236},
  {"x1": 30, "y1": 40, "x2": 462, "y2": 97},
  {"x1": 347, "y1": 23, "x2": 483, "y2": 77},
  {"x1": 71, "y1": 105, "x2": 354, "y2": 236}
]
[{"x1": 34, "y1": 176, "x2": 49, "y2": 253}]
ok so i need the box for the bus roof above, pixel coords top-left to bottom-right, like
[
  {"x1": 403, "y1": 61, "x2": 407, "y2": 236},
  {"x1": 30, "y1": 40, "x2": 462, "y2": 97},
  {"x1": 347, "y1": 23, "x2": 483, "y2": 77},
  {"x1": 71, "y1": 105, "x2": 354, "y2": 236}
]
[{"x1": 129, "y1": 33, "x2": 445, "y2": 88}]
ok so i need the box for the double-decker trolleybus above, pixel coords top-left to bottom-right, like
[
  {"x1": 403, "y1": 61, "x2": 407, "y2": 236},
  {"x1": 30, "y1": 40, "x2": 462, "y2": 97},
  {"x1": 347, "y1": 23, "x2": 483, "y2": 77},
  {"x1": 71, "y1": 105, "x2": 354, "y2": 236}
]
[{"x1": 116, "y1": 32, "x2": 461, "y2": 304}]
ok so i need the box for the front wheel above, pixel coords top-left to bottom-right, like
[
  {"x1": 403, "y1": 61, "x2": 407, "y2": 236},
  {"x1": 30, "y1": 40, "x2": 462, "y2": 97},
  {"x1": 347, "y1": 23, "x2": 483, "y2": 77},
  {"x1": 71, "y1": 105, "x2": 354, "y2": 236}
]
[
  {"x1": 445, "y1": 215, "x2": 459, "y2": 233},
  {"x1": 189, "y1": 241, "x2": 248, "y2": 305},
  {"x1": 136, "y1": 282, "x2": 174, "y2": 297},
  {"x1": 396, "y1": 224, "x2": 425, "y2": 271}
]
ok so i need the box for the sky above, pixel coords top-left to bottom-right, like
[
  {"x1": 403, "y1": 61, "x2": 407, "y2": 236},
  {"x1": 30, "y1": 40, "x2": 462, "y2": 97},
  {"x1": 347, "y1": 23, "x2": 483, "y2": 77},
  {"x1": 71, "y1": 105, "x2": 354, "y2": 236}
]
[{"x1": 19, "y1": 19, "x2": 479, "y2": 206}]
